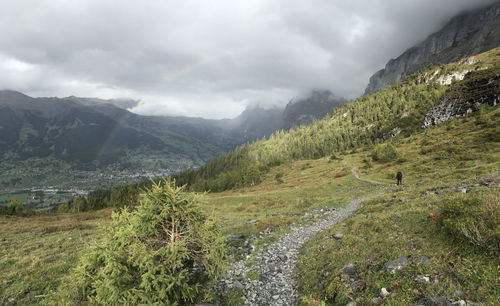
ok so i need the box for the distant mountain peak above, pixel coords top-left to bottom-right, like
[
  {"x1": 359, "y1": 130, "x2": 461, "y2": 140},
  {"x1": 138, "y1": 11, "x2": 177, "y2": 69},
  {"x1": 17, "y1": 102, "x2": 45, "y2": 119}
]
[
  {"x1": 283, "y1": 89, "x2": 347, "y2": 130},
  {"x1": 0, "y1": 89, "x2": 32, "y2": 100}
]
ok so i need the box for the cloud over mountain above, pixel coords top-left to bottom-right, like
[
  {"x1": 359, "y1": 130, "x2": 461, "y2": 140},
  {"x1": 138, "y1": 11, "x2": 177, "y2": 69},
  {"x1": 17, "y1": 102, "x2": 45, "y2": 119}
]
[{"x1": 0, "y1": 0, "x2": 496, "y2": 118}]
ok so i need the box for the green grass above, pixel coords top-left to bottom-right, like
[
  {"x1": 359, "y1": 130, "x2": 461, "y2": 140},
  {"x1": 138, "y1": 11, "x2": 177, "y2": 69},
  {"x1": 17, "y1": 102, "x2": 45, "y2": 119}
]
[
  {"x1": 202, "y1": 159, "x2": 375, "y2": 237},
  {"x1": 245, "y1": 271, "x2": 261, "y2": 281},
  {"x1": 0, "y1": 149, "x2": 376, "y2": 304},
  {"x1": 0, "y1": 209, "x2": 111, "y2": 305},
  {"x1": 296, "y1": 108, "x2": 500, "y2": 305},
  {"x1": 221, "y1": 288, "x2": 245, "y2": 306}
]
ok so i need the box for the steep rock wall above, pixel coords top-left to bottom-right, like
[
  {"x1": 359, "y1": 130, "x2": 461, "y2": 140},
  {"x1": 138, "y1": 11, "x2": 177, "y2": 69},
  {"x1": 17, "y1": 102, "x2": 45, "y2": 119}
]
[{"x1": 366, "y1": 2, "x2": 500, "y2": 94}]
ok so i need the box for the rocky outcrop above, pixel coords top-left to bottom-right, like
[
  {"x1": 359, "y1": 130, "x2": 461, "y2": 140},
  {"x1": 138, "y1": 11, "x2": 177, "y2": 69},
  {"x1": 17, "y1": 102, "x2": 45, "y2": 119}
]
[
  {"x1": 365, "y1": 2, "x2": 500, "y2": 94},
  {"x1": 422, "y1": 66, "x2": 500, "y2": 128}
]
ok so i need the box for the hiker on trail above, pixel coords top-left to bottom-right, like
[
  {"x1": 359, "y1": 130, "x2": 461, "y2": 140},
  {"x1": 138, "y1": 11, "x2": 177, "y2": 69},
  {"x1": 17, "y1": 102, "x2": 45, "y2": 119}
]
[{"x1": 396, "y1": 171, "x2": 403, "y2": 185}]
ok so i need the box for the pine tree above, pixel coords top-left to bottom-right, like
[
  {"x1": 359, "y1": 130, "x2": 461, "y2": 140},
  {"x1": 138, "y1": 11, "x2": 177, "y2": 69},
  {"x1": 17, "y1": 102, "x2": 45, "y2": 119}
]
[{"x1": 55, "y1": 179, "x2": 227, "y2": 305}]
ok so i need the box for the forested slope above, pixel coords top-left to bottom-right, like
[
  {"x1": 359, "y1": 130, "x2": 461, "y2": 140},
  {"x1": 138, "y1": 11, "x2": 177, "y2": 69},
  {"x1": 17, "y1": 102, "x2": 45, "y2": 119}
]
[{"x1": 172, "y1": 48, "x2": 500, "y2": 192}]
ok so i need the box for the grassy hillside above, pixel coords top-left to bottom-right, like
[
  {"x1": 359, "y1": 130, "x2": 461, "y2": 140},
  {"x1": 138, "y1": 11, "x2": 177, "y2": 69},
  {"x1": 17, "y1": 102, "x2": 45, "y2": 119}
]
[
  {"x1": 173, "y1": 47, "x2": 500, "y2": 193},
  {"x1": 1, "y1": 49, "x2": 499, "y2": 304},
  {"x1": 296, "y1": 107, "x2": 499, "y2": 305}
]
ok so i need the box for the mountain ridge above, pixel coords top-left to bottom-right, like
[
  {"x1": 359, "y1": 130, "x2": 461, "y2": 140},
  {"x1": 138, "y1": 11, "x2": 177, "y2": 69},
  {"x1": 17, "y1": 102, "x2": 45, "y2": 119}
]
[{"x1": 365, "y1": 1, "x2": 500, "y2": 94}]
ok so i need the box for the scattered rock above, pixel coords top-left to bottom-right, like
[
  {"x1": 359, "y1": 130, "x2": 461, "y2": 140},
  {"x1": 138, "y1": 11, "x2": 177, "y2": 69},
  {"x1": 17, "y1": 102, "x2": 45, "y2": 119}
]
[
  {"x1": 8, "y1": 298, "x2": 15, "y2": 303},
  {"x1": 452, "y1": 301, "x2": 466, "y2": 306},
  {"x1": 342, "y1": 264, "x2": 357, "y2": 277},
  {"x1": 452, "y1": 290, "x2": 465, "y2": 299},
  {"x1": 333, "y1": 233, "x2": 344, "y2": 240},
  {"x1": 414, "y1": 256, "x2": 431, "y2": 266},
  {"x1": 456, "y1": 187, "x2": 467, "y2": 194},
  {"x1": 384, "y1": 256, "x2": 409, "y2": 274},
  {"x1": 417, "y1": 296, "x2": 452, "y2": 306},
  {"x1": 247, "y1": 219, "x2": 259, "y2": 224},
  {"x1": 405, "y1": 242, "x2": 420, "y2": 250},
  {"x1": 380, "y1": 287, "x2": 390, "y2": 298},
  {"x1": 371, "y1": 297, "x2": 382, "y2": 304},
  {"x1": 233, "y1": 281, "x2": 244, "y2": 290},
  {"x1": 351, "y1": 280, "x2": 366, "y2": 293},
  {"x1": 35, "y1": 242, "x2": 44, "y2": 248},
  {"x1": 414, "y1": 275, "x2": 431, "y2": 284}
]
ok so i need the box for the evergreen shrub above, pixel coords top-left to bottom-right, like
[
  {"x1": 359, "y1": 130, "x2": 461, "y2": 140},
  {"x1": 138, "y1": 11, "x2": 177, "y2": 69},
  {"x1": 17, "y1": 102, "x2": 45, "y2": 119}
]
[{"x1": 55, "y1": 179, "x2": 227, "y2": 304}]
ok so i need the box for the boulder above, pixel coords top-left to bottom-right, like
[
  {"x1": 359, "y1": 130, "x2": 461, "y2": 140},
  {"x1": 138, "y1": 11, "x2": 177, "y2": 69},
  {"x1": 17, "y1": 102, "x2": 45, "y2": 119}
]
[
  {"x1": 380, "y1": 287, "x2": 390, "y2": 298},
  {"x1": 342, "y1": 264, "x2": 357, "y2": 277},
  {"x1": 417, "y1": 296, "x2": 452, "y2": 306},
  {"x1": 414, "y1": 275, "x2": 431, "y2": 284},
  {"x1": 371, "y1": 297, "x2": 382, "y2": 304},
  {"x1": 384, "y1": 256, "x2": 409, "y2": 274}
]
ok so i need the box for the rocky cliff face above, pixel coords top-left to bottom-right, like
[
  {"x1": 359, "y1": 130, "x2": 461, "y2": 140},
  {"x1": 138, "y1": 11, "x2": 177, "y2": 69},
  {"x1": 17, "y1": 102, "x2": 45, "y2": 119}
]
[
  {"x1": 422, "y1": 66, "x2": 500, "y2": 128},
  {"x1": 365, "y1": 2, "x2": 500, "y2": 94}
]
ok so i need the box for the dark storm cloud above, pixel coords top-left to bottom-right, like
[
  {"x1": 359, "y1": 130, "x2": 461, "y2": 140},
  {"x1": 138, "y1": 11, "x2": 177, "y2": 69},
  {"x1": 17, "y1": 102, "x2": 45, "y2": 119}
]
[{"x1": 0, "y1": 0, "x2": 496, "y2": 118}]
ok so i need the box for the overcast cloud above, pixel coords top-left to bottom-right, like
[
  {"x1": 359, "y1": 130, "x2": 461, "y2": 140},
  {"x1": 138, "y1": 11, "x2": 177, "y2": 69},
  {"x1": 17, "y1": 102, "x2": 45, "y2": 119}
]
[{"x1": 0, "y1": 0, "x2": 496, "y2": 118}]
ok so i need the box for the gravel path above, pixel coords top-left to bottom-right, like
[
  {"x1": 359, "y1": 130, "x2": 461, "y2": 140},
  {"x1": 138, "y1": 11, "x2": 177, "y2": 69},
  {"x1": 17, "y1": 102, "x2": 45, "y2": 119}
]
[
  {"x1": 218, "y1": 190, "x2": 385, "y2": 305},
  {"x1": 348, "y1": 164, "x2": 386, "y2": 185}
]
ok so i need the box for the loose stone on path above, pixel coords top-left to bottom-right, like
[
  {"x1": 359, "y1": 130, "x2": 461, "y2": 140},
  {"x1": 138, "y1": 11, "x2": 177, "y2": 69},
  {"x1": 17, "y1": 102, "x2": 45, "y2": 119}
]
[{"x1": 217, "y1": 192, "x2": 384, "y2": 305}]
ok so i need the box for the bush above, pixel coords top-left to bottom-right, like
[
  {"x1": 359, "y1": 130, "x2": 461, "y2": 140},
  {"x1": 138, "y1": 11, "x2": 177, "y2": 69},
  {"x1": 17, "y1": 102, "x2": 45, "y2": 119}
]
[
  {"x1": 55, "y1": 179, "x2": 228, "y2": 304},
  {"x1": 0, "y1": 198, "x2": 33, "y2": 217},
  {"x1": 438, "y1": 195, "x2": 500, "y2": 252},
  {"x1": 363, "y1": 157, "x2": 373, "y2": 169},
  {"x1": 323, "y1": 269, "x2": 350, "y2": 304},
  {"x1": 329, "y1": 154, "x2": 341, "y2": 161},
  {"x1": 275, "y1": 172, "x2": 284, "y2": 184},
  {"x1": 370, "y1": 143, "x2": 400, "y2": 162},
  {"x1": 301, "y1": 163, "x2": 312, "y2": 170}
]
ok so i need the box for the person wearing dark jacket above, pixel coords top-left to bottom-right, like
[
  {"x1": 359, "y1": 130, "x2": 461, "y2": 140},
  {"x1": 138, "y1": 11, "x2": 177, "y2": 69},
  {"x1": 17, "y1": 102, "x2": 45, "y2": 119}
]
[{"x1": 396, "y1": 171, "x2": 403, "y2": 185}]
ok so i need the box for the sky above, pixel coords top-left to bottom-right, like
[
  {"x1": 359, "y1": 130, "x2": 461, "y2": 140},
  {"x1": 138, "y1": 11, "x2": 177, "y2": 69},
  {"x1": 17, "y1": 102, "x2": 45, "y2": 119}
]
[{"x1": 0, "y1": 0, "x2": 496, "y2": 119}]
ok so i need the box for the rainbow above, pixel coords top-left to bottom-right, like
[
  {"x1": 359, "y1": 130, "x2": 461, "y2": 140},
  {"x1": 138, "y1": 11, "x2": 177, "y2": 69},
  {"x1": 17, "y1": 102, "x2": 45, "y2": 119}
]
[
  {"x1": 94, "y1": 54, "x2": 216, "y2": 161},
  {"x1": 95, "y1": 110, "x2": 131, "y2": 160}
]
